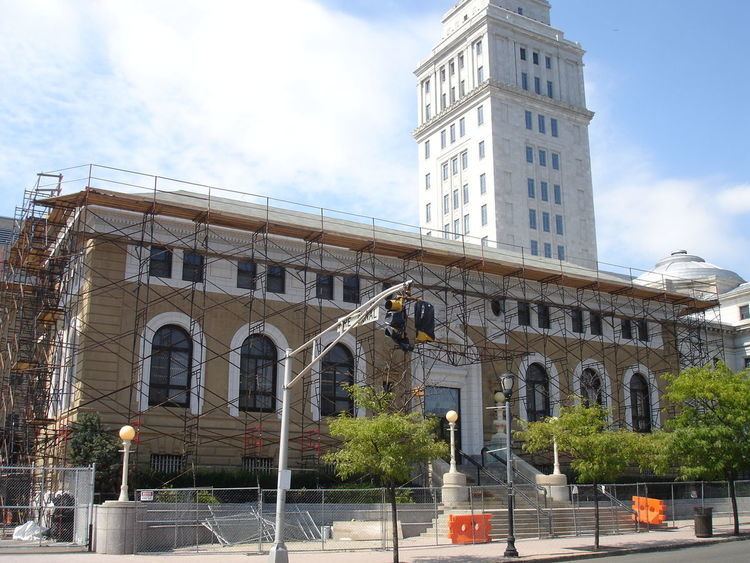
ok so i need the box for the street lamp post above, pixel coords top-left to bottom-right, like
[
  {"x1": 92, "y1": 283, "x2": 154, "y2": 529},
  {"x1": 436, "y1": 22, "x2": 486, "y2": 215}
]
[
  {"x1": 446, "y1": 410, "x2": 458, "y2": 473},
  {"x1": 118, "y1": 425, "x2": 136, "y2": 502},
  {"x1": 501, "y1": 373, "x2": 518, "y2": 558}
]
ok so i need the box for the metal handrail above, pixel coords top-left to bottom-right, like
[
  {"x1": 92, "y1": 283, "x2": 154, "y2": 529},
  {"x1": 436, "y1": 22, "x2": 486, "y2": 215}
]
[
  {"x1": 480, "y1": 447, "x2": 550, "y2": 499},
  {"x1": 458, "y1": 448, "x2": 553, "y2": 537}
]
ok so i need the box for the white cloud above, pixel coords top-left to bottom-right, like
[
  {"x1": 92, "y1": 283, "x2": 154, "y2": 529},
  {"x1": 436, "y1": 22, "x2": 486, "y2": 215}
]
[
  {"x1": 586, "y1": 62, "x2": 750, "y2": 278},
  {"x1": 0, "y1": 0, "x2": 439, "y2": 222}
]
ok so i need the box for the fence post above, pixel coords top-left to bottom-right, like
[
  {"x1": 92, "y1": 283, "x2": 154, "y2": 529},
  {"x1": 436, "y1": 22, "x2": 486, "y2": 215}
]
[
  {"x1": 39, "y1": 465, "x2": 46, "y2": 546},
  {"x1": 321, "y1": 489, "x2": 326, "y2": 551},
  {"x1": 644, "y1": 483, "x2": 650, "y2": 532},
  {"x1": 258, "y1": 488, "x2": 263, "y2": 554},
  {"x1": 88, "y1": 464, "x2": 96, "y2": 551},
  {"x1": 671, "y1": 483, "x2": 676, "y2": 528},
  {"x1": 434, "y1": 487, "x2": 439, "y2": 546},
  {"x1": 635, "y1": 482, "x2": 640, "y2": 533},
  {"x1": 571, "y1": 486, "x2": 578, "y2": 536}
]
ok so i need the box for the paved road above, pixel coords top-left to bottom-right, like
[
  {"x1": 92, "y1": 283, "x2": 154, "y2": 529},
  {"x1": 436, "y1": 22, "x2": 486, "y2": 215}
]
[{"x1": 589, "y1": 540, "x2": 749, "y2": 562}]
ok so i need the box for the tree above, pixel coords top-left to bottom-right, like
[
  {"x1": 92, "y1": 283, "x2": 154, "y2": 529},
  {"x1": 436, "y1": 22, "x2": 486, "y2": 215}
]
[
  {"x1": 657, "y1": 363, "x2": 750, "y2": 536},
  {"x1": 520, "y1": 404, "x2": 638, "y2": 550},
  {"x1": 68, "y1": 413, "x2": 121, "y2": 493},
  {"x1": 323, "y1": 385, "x2": 447, "y2": 563}
]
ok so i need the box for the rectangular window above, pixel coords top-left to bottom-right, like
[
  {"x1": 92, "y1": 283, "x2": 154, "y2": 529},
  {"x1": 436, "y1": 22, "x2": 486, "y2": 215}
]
[
  {"x1": 452, "y1": 157, "x2": 458, "y2": 175},
  {"x1": 538, "y1": 304, "x2": 550, "y2": 329},
  {"x1": 477, "y1": 105, "x2": 484, "y2": 125},
  {"x1": 555, "y1": 214, "x2": 564, "y2": 235},
  {"x1": 637, "y1": 319, "x2": 649, "y2": 342},
  {"x1": 479, "y1": 141, "x2": 486, "y2": 159},
  {"x1": 590, "y1": 312, "x2": 602, "y2": 336},
  {"x1": 453, "y1": 218, "x2": 460, "y2": 238},
  {"x1": 460, "y1": 80, "x2": 465, "y2": 97},
  {"x1": 476, "y1": 40, "x2": 482, "y2": 55},
  {"x1": 150, "y1": 454, "x2": 183, "y2": 474},
  {"x1": 461, "y1": 150, "x2": 468, "y2": 169},
  {"x1": 529, "y1": 209, "x2": 537, "y2": 230},
  {"x1": 267, "y1": 265, "x2": 286, "y2": 294},
  {"x1": 459, "y1": 117, "x2": 466, "y2": 137},
  {"x1": 538, "y1": 114, "x2": 546, "y2": 134},
  {"x1": 547, "y1": 81, "x2": 553, "y2": 98},
  {"x1": 441, "y1": 129, "x2": 447, "y2": 148},
  {"x1": 149, "y1": 246, "x2": 172, "y2": 278},
  {"x1": 453, "y1": 189, "x2": 459, "y2": 209},
  {"x1": 182, "y1": 251, "x2": 204, "y2": 282},
  {"x1": 477, "y1": 66, "x2": 484, "y2": 82},
  {"x1": 520, "y1": 47, "x2": 527, "y2": 61},
  {"x1": 442, "y1": 162, "x2": 449, "y2": 180},
  {"x1": 424, "y1": 79, "x2": 430, "y2": 93},
  {"x1": 518, "y1": 301, "x2": 531, "y2": 326},
  {"x1": 441, "y1": 93, "x2": 447, "y2": 109},
  {"x1": 237, "y1": 259, "x2": 257, "y2": 290},
  {"x1": 545, "y1": 55, "x2": 552, "y2": 69},
  {"x1": 525, "y1": 110, "x2": 532, "y2": 130},
  {"x1": 425, "y1": 140, "x2": 430, "y2": 159},
  {"x1": 316, "y1": 273, "x2": 334, "y2": 300},
  {"x1": 621, "y1": 319, "x2": 633, "y2": 340},
  {"x1": 343, "y1": 275, "x2": 360, "y2": 304},
  {"x1": 541, "y1": 181, "x2": 548, "y2": 201},
  {"x1": 463, "y1": 214, "x2": 470, "y2": 234},
  {"x1": 480, "y1": 173, "x2": 487, "y2": 194},
  {"x1": 425, "y1": 173, "x2": 431, "y2": 190},
  {"x1": 552, "y1": 153, "x2": 560, "y2": 170},
  {"x1": 543, "y1": 242, "x2": 552, "y2": 258},
  {"x1": 553, "y1": 184, "x2": 562, "y2": 204},
  {"x1": 425, "y1": 104, "x2": 431, "y2": 120},
  {"x1": 740, "y1": 305, "x2": 750, "y2": 320},
  {"x1": 539, "y1": 149, "x2": 547, "y2": 167},
  {"x1": 450, "y1": 86, "x2": 455, "y2": 102},
  {"x1": 481, "y1": 204, "x2": 488, "y2": 225},
  {"x1": 534, "y1": 77, "x2": 541, "y2": 94},
  {"x1": 551, "y1": 118, "x2": 558, "y2": 137},
  {"x1": 450, "y1": 124, "x2": 456, "y2": 143},
  {"x1": 533, "y1": 51, "x2": 539, "y2": 65},
  {"x1": 571, "y1": 309, "x2": 584, "y2": 333},
  {"x1": 542, "y1": 212, "x2": 550, "y2": 232},
  {"x1": 443, "y1": 194, "x2": 450, "y2": 214},
  {"x1": 458, "y1": 53, "x2": 464, "y2": 69},
  {"x1": 440, "y1": 67, "x2": 446, "y2": 81},
  {"x1": 425, "y1": 203, "x2": 432, "y2": 222},
  {"x1": 557, "y1": 245, "x2": 565, "y2": 261},
  {"x1": 521, "y1": 73, "x2": 528, "y2": 90},
  {"x1": 526, "y1": 146, "x2": 534, "y2": 163},
  {"x1": 527, "y1": 178, "x2": 535, "y2": 198},
  {"x1": 444, "y1": 224, "x2": 450, "y2": 238},
  {"x1": 530, "y1": 240, "x2": 539, "y2": 256},
  {"x1": 462, "y1": 183, "x2": 469, "y2": 204},
  {"x1": 449, "y1": 60, "x2": 455, "y2": 75}
]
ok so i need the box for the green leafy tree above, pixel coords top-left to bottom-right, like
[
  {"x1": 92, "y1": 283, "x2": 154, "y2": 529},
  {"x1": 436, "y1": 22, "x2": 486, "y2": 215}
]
[
  {"x1": 323, "y1": 385, "x2": 447, "y2": 563},
  {"x1": 520, "y1": 404, "x2": 638, "y2": 550},
  {"x1": 68, "y1": 413, "x2": 120, "y2": 493},
  {"x1": 656, "y1": 363, "x2": 750, "y2": 535}
]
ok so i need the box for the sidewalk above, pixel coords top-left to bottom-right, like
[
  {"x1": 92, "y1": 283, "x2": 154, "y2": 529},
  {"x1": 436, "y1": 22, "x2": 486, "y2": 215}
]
[{"x1": 2, "y1": 521, "x2": 749, "y2": 562}]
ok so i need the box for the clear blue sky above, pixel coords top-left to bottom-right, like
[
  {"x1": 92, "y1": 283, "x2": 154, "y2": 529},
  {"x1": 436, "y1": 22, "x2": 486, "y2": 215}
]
[{"x1": 1, "y1": 0, "x2": 748, "y2": 277}]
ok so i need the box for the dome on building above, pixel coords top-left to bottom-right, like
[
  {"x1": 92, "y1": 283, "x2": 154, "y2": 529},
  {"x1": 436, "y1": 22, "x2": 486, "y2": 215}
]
[{"x1": 636, "y1": 251, "x2": 746, "y2": 295}]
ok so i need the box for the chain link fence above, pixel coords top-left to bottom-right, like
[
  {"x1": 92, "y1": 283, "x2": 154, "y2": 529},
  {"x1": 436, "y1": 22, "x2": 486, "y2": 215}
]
[{"x1": 0, "y1": 465, "x2": 95, "y2": 550}]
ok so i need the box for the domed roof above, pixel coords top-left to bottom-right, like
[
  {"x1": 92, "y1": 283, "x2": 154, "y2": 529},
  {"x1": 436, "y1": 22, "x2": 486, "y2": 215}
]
[{"x1": 636, "y1": 251, "x2": 746, "y2": 295}]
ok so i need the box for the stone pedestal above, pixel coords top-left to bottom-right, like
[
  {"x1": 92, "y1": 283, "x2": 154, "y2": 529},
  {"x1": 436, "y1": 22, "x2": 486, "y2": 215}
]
[
  {"x1": 95, "y1": 500, "x2": 137, "y2": 554},
  {"x1": 535, "y1": 473, "x2": 569, "y2": 503},
  {"x1": 442, "y1": 471, "x2": 469, "y2": 506}
]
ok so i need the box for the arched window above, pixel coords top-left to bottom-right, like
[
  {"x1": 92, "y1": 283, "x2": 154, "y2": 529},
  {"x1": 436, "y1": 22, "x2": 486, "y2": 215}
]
[
  {"x1": 630, "y1": 373, "x2": 651, "y2": 433},
  {"x1": 581, "y1": 368, "x2": 603, "y2": 407},
  {"x1": 239, "y1": 335, "x2": 277, "y2": 412},
  {"x1": 321, "y1": 344, "x2": 354, "y2": 417},
  {"x1": 148, "y1": 325, "x2": 192, "y2": 407},
  {"x1": 526, "y1": 363, "x2": 550, "y2": 422}
]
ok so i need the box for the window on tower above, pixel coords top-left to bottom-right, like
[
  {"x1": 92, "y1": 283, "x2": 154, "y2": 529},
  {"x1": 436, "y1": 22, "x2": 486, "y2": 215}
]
[
  {"x1": 425, "y1": 173, "x2": 431, "y2": 190},
  {"x1": 533, "y1": 52, "x2": 539, "y2": 65},
  {"x1": 547, "y1": 81, "x2": 554, "y2": 98},
  {"x1": 479, "y1": 141, "x2": 486, "y2": 159},
  {"x1": 530, "y1": 241, "x2": 538, "y2": 256},
  {"x1": 526, "y1": 146, "x2": 534, "y2": 163},
  {"x1": 553, "y1": 184, "x2": 562, "y2": 204},
  {"x1": 529, "y1": 209, "x2": 537, "y2": 230},
  {"x1": 552, "y1": 153, "x2": 560, "y2": 170},
  {"x1": 450, "y1": 124, "x2": 456, "y2": 143},
  {"x1": 481, "y1": 204, "x2": 488, "y2": 225},
  {"x1": 543, "y1": 243, "x2": 552, "y2": 258},
  {"x1": 461, "y1": 151, "x2": 468, "y2": 169},
  {"x1": 540, "y1": 181, "x2": 548, "y2": 201},
  {"x1": 425, "y1": 203, "x2": 431, "y2": 223},
  {"x1": 538, "y1": 114, "x2": 546, "y2": 134},
  {"x1": 459, "y1": 117, "x2": 465, "y2": 137},
  {"x1": 443, "y1": 194, "x2": 450, "y2": 214},
  {"x1": 520, "y1": 47, "x2": 527, "y2": 61},
  {"x1": 551, "y1": 118, "x2": 559, "y2": 138},
  {"x1": 462, "y1": 183, "x2": 469, "y2": 203},
  {"x1": 477, "y1": 105, "x2": 484, "y2": 125},
  {"x1": 522, "y1": 73, "x2": 528, "y2": 90},
  {"x1": 527, "y1": 178, "x2": 535, "y2": 198},
  {"x1": 542, "y1": 212, "x2": 550, "y2": 232},
  {"x1": 478, "y1": 66, "x2": 485, "y2": 82},
  {"x1": 539, "y1": 149, "x2": 547, "y2": 167},
  {"x1": 534, "y1": 77, "x2": 541, "y2": 95},
  {"x1": 440, "y1": 129, "x2": 446, "y2": 149},
  {"x1": 425, "y1": 140, "x2": 430, "y2": 159},
  {"x1": 475, "y1": 39, "x2": 483, "y2": 55},
  {"x1": 480, "y1": 173, "x2": 487, "y2": 194},
  {"x1": 545, "y1": 56, "x2": 552, "y2": 69},
  {"x1": 525, "y1": 110, "x2": 532, "y2": 130}
]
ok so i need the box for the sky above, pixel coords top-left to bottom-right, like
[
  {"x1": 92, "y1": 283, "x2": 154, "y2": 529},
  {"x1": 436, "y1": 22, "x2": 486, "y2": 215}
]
[{"x1": 1, "y1": 0, "x2": 748, "y2": 278}]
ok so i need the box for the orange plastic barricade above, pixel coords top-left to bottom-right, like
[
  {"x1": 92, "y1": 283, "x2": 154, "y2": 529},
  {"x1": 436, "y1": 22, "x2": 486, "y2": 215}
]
[
  {"x1": 631, "y1": 496, "x2": 666, "y2": 525},
  {"x1": 447, "y1": 513, "x2": 492, "y2": 544}
]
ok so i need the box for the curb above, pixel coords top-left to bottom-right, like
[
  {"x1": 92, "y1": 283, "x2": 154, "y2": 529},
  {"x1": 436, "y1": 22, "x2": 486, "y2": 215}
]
[{"x1": 505, "y1": 533, "x2": 750, "y2": 562}]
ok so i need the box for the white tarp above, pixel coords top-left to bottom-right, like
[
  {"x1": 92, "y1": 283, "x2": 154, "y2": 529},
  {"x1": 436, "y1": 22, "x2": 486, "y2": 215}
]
[{"x1": 12, "y1": 521, "x2": 48, "y2": 541}]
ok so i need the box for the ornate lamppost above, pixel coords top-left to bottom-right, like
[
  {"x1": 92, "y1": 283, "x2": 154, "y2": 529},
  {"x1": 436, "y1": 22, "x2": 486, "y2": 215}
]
[
  {"x1": 118, "y1": 425, "x2": 136, "y2": 502},
  {"x1": 501, "y1": 373, "x2": 518, "y2": 558},
  {"x1": 446, "y1": 410, "x2": 459, "y2": 473}
]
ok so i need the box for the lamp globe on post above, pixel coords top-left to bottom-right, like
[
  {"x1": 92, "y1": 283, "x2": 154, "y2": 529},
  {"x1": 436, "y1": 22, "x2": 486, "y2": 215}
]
[
  {"x1": 446, "y1": 410, "x2": 459, "y2": 473},
  {"x1": 500, "y1": 373, "x2": 519, "y2": 558},
  {"x1": 118, "y1": 425, "x2": 136, "y2": 502}
]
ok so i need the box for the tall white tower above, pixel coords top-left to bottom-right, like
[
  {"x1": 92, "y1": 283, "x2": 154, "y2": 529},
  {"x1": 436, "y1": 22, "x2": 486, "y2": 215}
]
[{"x1": 414, "y1": 0, "x2": 597, "y2": 268}]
